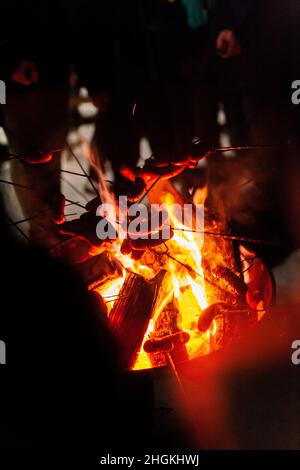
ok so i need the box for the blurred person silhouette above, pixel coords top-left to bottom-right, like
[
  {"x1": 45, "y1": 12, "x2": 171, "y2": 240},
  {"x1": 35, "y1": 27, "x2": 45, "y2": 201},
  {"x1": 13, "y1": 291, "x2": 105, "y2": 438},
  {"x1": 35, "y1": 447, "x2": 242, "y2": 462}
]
[
  {"x1": 182, "y1": 0, "x2": 249, "y2": 148},
  {"x1": 109, "y1": 1, "x2": 250, "y2": 202},
  {"x1": 79, "y1": 2, "x2": 231, "y2": 198},
  {"x1": 0, "y1": 2, "x2": 71, "y2": 248},
  {"x1": 0, "y1": 197, "x2": 154, "y2": 450},
  {"x1": 211, "y1": 0, "x2": 300, "y2": 253},
  {"x1": 86, "y1": 1, "x2": 218, "y2": 192},
  {"x1": 214, "y1": 0, "x2": 300, "y2": 146}
]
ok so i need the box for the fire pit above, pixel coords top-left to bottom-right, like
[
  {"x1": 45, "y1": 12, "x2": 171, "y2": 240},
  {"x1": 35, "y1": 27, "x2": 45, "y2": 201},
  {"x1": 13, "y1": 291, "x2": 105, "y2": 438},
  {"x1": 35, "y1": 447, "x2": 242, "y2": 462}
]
[{"x1": 76, "y1": 176, "x2": 275, "y2": 372}]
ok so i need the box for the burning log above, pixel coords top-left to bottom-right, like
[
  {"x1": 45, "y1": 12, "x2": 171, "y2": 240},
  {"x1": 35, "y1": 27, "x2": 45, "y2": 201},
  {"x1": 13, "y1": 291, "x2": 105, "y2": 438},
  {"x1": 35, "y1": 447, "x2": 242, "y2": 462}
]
[
  {"x1": 146, "y1": 297, "x2": 190, "y2": 368},
  {"x1": 109, "y1": 270, "x2": 167, "y2": 370}
]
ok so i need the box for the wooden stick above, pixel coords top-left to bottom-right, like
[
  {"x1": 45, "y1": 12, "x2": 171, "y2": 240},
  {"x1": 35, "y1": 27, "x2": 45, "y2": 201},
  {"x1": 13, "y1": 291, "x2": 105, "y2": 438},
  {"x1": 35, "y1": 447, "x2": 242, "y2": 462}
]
[
  {"x1": 61, "y1": 176, "x2": 89, "y2": 202},
  {"x1": 66, "y1": 142, "x2": 100, "y2": 199},
  {"x1": 0, "y1": 179, "x2": 32, "y2": 190},
  {"x1": 2, "y1": 212, "x2": 30, "y2": 242}
]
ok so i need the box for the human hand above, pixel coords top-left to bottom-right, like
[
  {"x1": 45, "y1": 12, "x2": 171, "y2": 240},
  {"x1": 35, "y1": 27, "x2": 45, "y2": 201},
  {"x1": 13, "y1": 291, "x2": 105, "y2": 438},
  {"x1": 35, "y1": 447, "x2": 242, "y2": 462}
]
[
  {"x1": 216, "y1": 30, "x2": 242, "y2": 59},
  {"x1": 12, "y1": 60, "x2": 39, "y2": 86}
]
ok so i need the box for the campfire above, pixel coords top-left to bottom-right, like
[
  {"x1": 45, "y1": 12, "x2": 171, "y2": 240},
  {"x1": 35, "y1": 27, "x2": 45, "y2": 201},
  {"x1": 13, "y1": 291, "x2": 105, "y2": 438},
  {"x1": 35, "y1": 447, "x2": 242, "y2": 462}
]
[
  {"x1": 94, "y1": 187, "x2": 209, "y2": 371},
  {"x1": 76, "y1": 170, "x2": 273, "y2": 372}
]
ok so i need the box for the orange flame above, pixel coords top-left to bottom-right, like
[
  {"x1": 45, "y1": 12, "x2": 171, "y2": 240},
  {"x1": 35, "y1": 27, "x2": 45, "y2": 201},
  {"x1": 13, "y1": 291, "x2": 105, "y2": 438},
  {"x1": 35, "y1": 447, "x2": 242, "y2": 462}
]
[{"x1": 92, "y1": 188, "x2": 220, "y2": 371}]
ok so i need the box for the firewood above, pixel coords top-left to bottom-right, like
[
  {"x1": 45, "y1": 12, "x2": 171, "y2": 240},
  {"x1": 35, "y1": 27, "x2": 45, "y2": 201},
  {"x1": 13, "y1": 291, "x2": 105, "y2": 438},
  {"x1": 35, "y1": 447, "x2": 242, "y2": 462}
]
[
  {"x1": 147, "y1": 297, "x2": 190, "y2": 368},
  {"x1": 109, "y1": 270, "x2": 167, "y2": 370}
]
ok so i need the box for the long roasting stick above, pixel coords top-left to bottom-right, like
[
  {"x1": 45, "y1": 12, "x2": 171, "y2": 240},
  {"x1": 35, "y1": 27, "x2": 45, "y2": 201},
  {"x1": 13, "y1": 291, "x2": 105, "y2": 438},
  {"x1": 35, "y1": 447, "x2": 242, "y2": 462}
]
[
  {"x1": 2, "y1": 211, "x2": 30, "y2": 242},
  {"x1": 150, "y1": 247, "x2": 231, "y2": 296},
  {"x1": 66, "y1": 142, "x2": 100, "y2": 199},
  {"x1": 2, "y1": 148, "x2": 64, "y2": 162},
  {"x1": 0, "y1": 179, "x2": 32, "y2": 190},
  {"x1": 49, "y1": 235, "x2": 77, "y2": 252},
  {"x1": 165, "y1": 352, "x2": 186, "y2": 397},
  {"x1": 169, "y1": 227, "x2": 286, "y2": 247},
  {"x1": 5, "y1": 203, "x2": 74, "y2": 227},
  {"x1": 65, "y1": 198, "x2": 86, "y2": 210},
  {"x1": 61, "y1": 169, "x2": 89, "y2": 178},
  {"x1": 138, "y1": 175, "x2": 162, "y2": 204},
  {"x1": 61, "y1": 176, "x2": 90, "y2": 202}
]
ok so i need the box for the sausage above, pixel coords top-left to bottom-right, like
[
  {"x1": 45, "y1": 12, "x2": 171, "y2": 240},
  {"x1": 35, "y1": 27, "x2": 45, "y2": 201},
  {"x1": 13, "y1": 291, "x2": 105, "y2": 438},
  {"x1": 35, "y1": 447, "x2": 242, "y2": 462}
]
[
  {"x1": 129, "y1": 228, "x2": 174, "y2": 250},
  {"x1": 121, "y1": 225, "x2": 174, "y2": 260},
  {"x1": 52, "y1": 193, "x2": 66, "y2": 225},
  {"x1": 144, "y1": 331, "x2": 190, "y2": 354},
  {"x1": 131, "y1": 249, "x2": 145, "y2": 261},
  {"x1": 127, "y1": 177, "x2": 146, "y2": 202},
  {"x1": 198, "y1": 302, "x2": 250, "y2": 332},
  {"x1": 85, "y1": 196, "x2": 102, "y2": 213},
  {"x1": 212, "y1": 266, "x2": 247, "y2": 299},
  {"x1": 189, "y1": 140, "x2": 213, "y2": 163},
  {"x1": 120, "y1": 239, "x2": 132, "y2": 255},
  {"x1": 198, "y1": 302, "x2": 230, "y2": 332},
  {"x1": 61, "y1": 211, "x2": 113, "y2": 247},
  {"x1": 25, "y1": 151, "x2": 53, "y2": 165}
]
